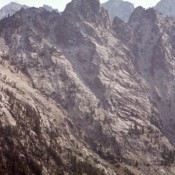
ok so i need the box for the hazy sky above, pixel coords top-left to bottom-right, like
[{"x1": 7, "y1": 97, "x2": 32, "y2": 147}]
[{"x1": 0, "y1": 0, "x2": 161, "y2": 11}]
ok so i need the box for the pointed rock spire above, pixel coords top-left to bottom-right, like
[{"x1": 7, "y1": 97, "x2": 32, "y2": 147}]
[
  {"x1": 63, "y1": 0, "x2": 106, "y2": 23},
  {"x1": 128, "y1": 7, "x2": 162, "y2": 28}
]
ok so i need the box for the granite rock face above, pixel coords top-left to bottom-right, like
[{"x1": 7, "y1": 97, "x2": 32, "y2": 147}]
[
  {"x1": 128, "y1": 7, "x2": 175, "y2": 145},
  {"x1": 0, "y1": 0, "x2": 175, "y2": 174}
]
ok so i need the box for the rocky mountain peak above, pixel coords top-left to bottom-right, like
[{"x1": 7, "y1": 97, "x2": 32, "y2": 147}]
[
  {"x1": 0, "y1": 3, "x2": 60, "y2": 21},
  {"x1": 128, "y1": 7, "x2": 162, "y2": 28},
  {"x1": 8, "y1": 2, "x2": 20, "y2": 5},
  {"x1": 42, "y1": 5, "x2": 59, "y2": 13},
  {"x1": 56, "y1": 0, "x2": 111, "y2": 45},
  {"x1": 155, "y1": 0, "x2": 175, "y2": 17},
  {"x1": 63, "y1": 0, "x2": 102, "y2": 23},
  {"x1": 72, "y1": 0, "x2": 100, "y2": 12},
  {"x1": 128, "y1": 6, "x2": 145, "y2": 23},
  {"x1": 0, "y1": 2, "x2": 28, "y2": 20},
  {"x1": 101, "y1": 0, "x2": 134, "y2": 22},
  {"x1": 145, "y1": 8, "x2": 162, "y2": 22}
]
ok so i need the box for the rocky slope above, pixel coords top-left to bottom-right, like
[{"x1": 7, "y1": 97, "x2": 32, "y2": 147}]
[
  {"x1": 155, "y1": 0, "x2": 175, "y2": 17},
  {"x1": 0, "y1": 0, "x2": 175, "y2": 175},
  {"x1": 101, "y1": 0, "x2": 134, "y2": 22}
]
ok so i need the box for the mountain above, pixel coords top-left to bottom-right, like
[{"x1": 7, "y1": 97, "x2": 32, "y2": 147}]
[
  {"x1": 0, "y1": 2, "x2": 59, "y2": 21},
  {"x1": 42, "y1": 5, "x2": 59, "y2": 13},
  {"x1": 0, "y1": 2, "x2": 28, "y2": 20},
  {"x1": 0, "y1": 0, "x2": 175, "y2": 174},
  {"x1": 128, "y1": 6, "x2": 175, "y2": 144},
  {"x1": 155, "y1": 0, "x2": 175, "y2": 17},
  {"x1": 101, "y1": 0, "x2": 134, "y2": 22}
]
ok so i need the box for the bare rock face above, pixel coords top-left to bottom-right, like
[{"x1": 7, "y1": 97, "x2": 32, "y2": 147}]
[
  {"x1": 128, "y1": 7, "x2": 175, "y2": 147},
  {"x1": 64, "y1": 0, "x2": 100, "y2": 22},
  {"x1": 112, "y1": 16, "x2": 133, "y2": 43},
  {"x1": 63, "y1": 0, "x2": 111, "y2": 27},
  {"x1": 55, "y1": 0, "x2": 111, "y2": 45},
  {"x1": 0, "y1": 0, "x2": 175, "y2": 175}
]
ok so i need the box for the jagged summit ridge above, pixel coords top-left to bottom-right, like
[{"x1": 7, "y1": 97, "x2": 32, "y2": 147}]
[
  {"x1": 128, "y1": 7, "x2": 162, "y2": 28},
  {"x1": 63, "y1": 0, "x2": 108, "y2": 23},
  {"x1": 42, "y1": 5, "x2": 59, "y2": 13},
  {"x1": 71, "y1": 0, "x2": 100, "y2": 12},
  {"x1": 56, "y1": 0, "x2": 111, "y2": 44}
]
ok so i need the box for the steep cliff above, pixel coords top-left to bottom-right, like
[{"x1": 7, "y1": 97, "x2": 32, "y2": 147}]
[{"x1": 0, "y1": 0, "x2": 175, "y2": 175}]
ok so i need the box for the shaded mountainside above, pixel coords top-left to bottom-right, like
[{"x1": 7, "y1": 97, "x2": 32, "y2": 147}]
[
  {"x1": 0, "y1": 0, "x2": 175, "y2": 175},
  {"x1": 101, "y1": 0, "x2": 134, "y2": 22}
]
